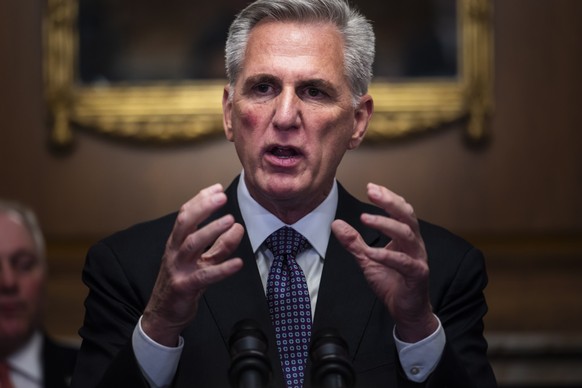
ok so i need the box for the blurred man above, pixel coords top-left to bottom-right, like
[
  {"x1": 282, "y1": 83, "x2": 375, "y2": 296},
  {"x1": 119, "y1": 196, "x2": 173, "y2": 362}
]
[
  {"x1": 0, "y1": 201, "x2": 78, "y2": 388},
  {"x1": 72, "y1": 1, "x2": 496, "y2": 387}
]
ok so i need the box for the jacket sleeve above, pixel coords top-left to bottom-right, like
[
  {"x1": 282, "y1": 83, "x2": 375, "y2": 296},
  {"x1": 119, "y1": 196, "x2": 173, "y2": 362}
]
[
  {"x1": 426, "y1": 245, "x2": 497, "y2": 388},
  {"x1": 71, "y1": 241, "x2": 151, "y2": 388}
]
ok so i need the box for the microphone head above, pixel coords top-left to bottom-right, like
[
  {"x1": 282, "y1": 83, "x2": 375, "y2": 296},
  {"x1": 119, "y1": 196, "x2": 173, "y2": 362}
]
[
  {"x1": 228, "y1": 319, "x2": 272, "y2": 388},
  {"x1": 310, "y1": 328, "x2": 355, "y2": 388},
  {"x1": 229, "y1": 319, "x2": 269, "y2": 357}
]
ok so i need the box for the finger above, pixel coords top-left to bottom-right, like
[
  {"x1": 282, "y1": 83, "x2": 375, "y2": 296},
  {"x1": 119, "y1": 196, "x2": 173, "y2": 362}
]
[
  {"x1": 360, "y1": 213, "x2": 424, "y2": 256},
  {"x1": 332, "y1": 220, "x2": 420, "y2": 281},
  {"x1": 331, "y1": 219, "x2": 369, "y2": 260},
  {"x1": 200, "y1": 223, "x2": 245, "y2": 264},
  {"x1": 169, "y1": 184, "x2": 227, "y2": 249},
  {"x1": 366, "y1": 183, "x2": 419, "y2": 232},
  {"x1": 176, "y1": 215, "x2": 237, "y2": 263},
  {"x1": 190, "y1": 257, "x2": 244, "y2": 289},
  {"x1": 365, "y1": 246, "x2": 428, "y2": 280}
]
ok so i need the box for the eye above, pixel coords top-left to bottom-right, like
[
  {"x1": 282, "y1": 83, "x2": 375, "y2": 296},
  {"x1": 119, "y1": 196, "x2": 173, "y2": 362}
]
[
  {"x1": 11, "y1": 252, "x2": 39, "y2": 273},
  {"x1": 307, "y1": 87, "x2": 322, "y2": 97},
  {"x1": 254, "y1": 83, "x2": 274, "y2": 95},
  {"x1": 301, "y1": 86, "x2": 329, "y2": 100}
]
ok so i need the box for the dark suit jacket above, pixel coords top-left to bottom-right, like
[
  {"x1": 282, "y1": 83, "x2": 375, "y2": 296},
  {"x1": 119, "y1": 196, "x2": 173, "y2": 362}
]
[
  {"x1": 72, "y1": 177, "x2": 496, "y2": 388},
  {"x1": 42, "y1": 335, "x2": 78, "y2": 388}
]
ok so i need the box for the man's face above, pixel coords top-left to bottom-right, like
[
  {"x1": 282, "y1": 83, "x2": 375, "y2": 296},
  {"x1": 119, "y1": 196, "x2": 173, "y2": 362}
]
[
  {"x1": 223, "y1": 20, "x2": 373, "y2": 221},
  {"x1": 0, "y1": 212, "x2": 45, "y2": 353}
]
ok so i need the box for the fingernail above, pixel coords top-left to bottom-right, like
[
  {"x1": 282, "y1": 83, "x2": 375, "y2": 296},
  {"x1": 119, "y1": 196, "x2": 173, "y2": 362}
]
[
  {"x1": 220, "y1": 215, "x2": 233, "y2": 226},
  {"x1": 210, "y1": 183, "x2": 223, "y2": 192},
  {"x1": 368, "y1": 183, "x2": 380, "y2": 199},
  {"x1": 213, "y1": 192, "x2": 226, "y2": 204}
]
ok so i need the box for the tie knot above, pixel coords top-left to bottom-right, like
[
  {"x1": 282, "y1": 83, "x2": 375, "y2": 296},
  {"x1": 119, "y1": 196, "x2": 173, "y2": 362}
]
[{"x1": 265, "y1": 226, "x2": 310, "y2": 259}]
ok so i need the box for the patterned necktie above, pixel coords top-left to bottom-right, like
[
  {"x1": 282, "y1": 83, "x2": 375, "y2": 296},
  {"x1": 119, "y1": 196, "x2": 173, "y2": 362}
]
[
  {"x1": 265, "y1": 226, "x2": 312, "y2": 388},
  {"x1": 0, "y1": 360, "x2": 14, "y2": 388}
]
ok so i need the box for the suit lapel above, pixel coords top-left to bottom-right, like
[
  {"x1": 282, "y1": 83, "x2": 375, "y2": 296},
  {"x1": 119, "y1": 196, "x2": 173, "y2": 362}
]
[
  {"x1": 312, "y1": 184, "x2": 387, "y2": 359},
  {"x1": 42, "y1": 335, "x2": 75, "y2": 388},
  {"x1": 202, "y1": 177, "x2": 273, "y2": 337},
  {"x1": 202, "y1": 177, "x2": 286, "y2": 385}
]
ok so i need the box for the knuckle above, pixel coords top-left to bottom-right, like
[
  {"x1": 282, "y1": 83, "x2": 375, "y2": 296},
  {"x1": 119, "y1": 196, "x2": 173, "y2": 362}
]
[
  {"x1": 182, "y1": 234, "x2": 199, "y2": 253},
  {"x1": 194, "y1": 267, "x2": 212, "y2": 287},
  {"x1": 219, "y1": 236, "x2": 236, "y2": 253},
  {"x1": 343, "y1": 228, "x2": 360, "y2": 248},
  {"x1": 176, "y1": 207, "x2": 189, "y2": 227},
  {"x1": 403, "y1": 225, "x2": 415, "y2": 241},
  {"x1": 404, "y1": 203, "x2": 415, "y2": 218},
  {"x1": 179, "y1": 201, "x2": 191, "y2": 214}
]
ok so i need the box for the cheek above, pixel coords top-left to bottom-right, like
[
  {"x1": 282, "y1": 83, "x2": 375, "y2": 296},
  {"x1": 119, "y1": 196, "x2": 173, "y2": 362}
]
[
  {"x1": 236, "y1": 104, "x2": 263, "y2": 133},
  {"x1": 241, "y1": 112, "x2": 259, "y2": 131},
  {"x1": 317, "y1": 121, "x2": 353, "y2": 163},
  {"x1": 319, "y1": 115, "x2": 353, "y2": 147},
  {"x1": 21, "y1": 275, "x2": 45, "y2": 306}
]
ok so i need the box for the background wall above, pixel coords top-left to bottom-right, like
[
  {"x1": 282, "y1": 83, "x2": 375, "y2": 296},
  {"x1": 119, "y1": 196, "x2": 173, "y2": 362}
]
[{"x1": 1, "y1": 0, "x2": 582, "y2": 385}]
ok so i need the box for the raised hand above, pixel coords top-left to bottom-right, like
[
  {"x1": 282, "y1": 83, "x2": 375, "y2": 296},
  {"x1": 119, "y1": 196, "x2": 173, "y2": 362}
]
[
  {"x1": 142, "y1": 184, "x2": 245, "y2": 346},
  {"x1": 331, "y1": 183, "x2": 438, "y2": 342}
]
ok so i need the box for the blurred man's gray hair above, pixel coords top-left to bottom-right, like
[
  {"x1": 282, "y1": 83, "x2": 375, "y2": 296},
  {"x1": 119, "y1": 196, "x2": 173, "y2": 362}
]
[{"x1": 0, "y1": 200, "x2": 45, "y2": 259}]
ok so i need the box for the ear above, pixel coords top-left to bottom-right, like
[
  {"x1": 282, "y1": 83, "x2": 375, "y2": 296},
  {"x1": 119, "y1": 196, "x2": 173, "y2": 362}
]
[
  {"x1": 348, "y1": 94, "x2": 373, "y2": 150},
  {"x1": 222, "y1": 85, "x2": 234, "y2": 142}
]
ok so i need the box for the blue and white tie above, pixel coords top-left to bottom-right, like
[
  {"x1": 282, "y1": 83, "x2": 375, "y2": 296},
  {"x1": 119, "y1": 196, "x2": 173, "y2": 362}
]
[{"x1": 265, "y1": 226, "x2": 312, "y2": 388}]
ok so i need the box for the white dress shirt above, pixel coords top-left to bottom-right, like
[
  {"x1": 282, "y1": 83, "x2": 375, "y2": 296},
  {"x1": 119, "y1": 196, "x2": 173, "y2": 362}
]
[
  {"x1": 133, "y1": 172, "x2": 445, "y2": 387},
  {"x1": 5, "y1": 331, "x2": 43, "y2": 388}
]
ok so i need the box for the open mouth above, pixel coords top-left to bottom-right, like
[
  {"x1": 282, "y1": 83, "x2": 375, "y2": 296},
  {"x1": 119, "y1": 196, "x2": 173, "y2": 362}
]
[
  {"x1": 0, "y1": 301, "x2": 25, "y2": 314},
  {"x1": 269, "y1": 146, "x2": 300, "y2": 159}
]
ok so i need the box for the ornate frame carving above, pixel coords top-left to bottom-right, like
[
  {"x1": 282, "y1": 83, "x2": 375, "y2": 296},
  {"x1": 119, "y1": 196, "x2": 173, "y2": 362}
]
[{"x1": 43, "y1": 0, "x2": 493, "y2": 146}]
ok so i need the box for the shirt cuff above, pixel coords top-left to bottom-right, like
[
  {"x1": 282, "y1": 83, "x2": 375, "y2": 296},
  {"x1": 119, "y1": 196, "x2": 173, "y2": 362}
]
[
  {"x1": 393, "y1": 315, "x2": 446, "y2": 383},
  {"x1": 132, "y1": 316, "x2": 184, "y2": 388}
]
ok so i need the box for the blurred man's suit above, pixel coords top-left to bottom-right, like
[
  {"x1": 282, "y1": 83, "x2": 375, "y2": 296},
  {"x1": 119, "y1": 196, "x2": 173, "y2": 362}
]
[{"x1": 42, "y1": 335, "x2": 78, "y2": 388}]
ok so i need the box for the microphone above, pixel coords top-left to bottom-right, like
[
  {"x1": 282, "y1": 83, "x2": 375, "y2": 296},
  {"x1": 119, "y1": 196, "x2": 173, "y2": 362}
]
[
  {"x1": 310, "y1": 328, "x2": 355, "y2": 388},
  {"x1": 228, "y1": 319, "x2": 272, "y2": 388}
]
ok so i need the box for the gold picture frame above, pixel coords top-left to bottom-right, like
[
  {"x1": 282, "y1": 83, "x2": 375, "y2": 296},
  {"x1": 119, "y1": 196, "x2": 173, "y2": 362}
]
[{"x1": 43, "y1": 0, "x2": 493, "y2": 146}]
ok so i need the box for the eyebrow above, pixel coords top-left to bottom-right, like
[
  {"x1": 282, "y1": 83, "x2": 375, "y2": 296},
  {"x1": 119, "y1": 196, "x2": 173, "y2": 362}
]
[
  {"x1": 298, "y1": 78, "x2": 338, "y2": 94},
  {"x1": 0, "y1": 248, "x2": 39, "y2": 262},
  {"x1": 242, "y1": 74, "x2": 280, "y2": 91},
  {"x1": 242, "y1": 74, "x2": 339, "y2": 95}
]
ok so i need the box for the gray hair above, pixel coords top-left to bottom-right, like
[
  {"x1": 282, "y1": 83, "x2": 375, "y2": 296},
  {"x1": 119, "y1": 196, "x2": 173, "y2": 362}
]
[
  {"x1": 0, "y1": 200, "x2": 45, "y2": 260},
  {"x1": 225, "y1": 0, "x2": 375, "y2": 102}
]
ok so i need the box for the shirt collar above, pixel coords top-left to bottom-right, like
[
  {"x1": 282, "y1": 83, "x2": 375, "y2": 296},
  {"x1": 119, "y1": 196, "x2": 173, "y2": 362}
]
[
  {"x1": 7, "y1": 330, "x2": 43, "y2": 382},
  {"x1": 237, "y1": 170, "x2": 338, "y2": 258}
]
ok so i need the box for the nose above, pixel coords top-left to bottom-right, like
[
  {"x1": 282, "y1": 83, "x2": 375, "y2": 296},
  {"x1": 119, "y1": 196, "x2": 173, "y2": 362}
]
[
  {"x1": 272, "y1": 88, "x2": 300, "y2": 131},
  {"x1": 0, "y1": 259, "x2": 18, "y2": 292}
]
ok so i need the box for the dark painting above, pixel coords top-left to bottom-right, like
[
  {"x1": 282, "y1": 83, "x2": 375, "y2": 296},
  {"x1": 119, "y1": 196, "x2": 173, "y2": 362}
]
[{"x1": 78, "y1": 0, "x2": 457, "y2": 84}]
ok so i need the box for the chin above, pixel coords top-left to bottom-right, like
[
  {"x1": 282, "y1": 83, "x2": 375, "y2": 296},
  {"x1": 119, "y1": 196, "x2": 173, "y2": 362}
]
[
  {"x1": 264, "y1": 176, "x2": 306, "y2": 196},
  {"x1": 0, "y1": 324, "x2": 31, "y2": 342}
]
